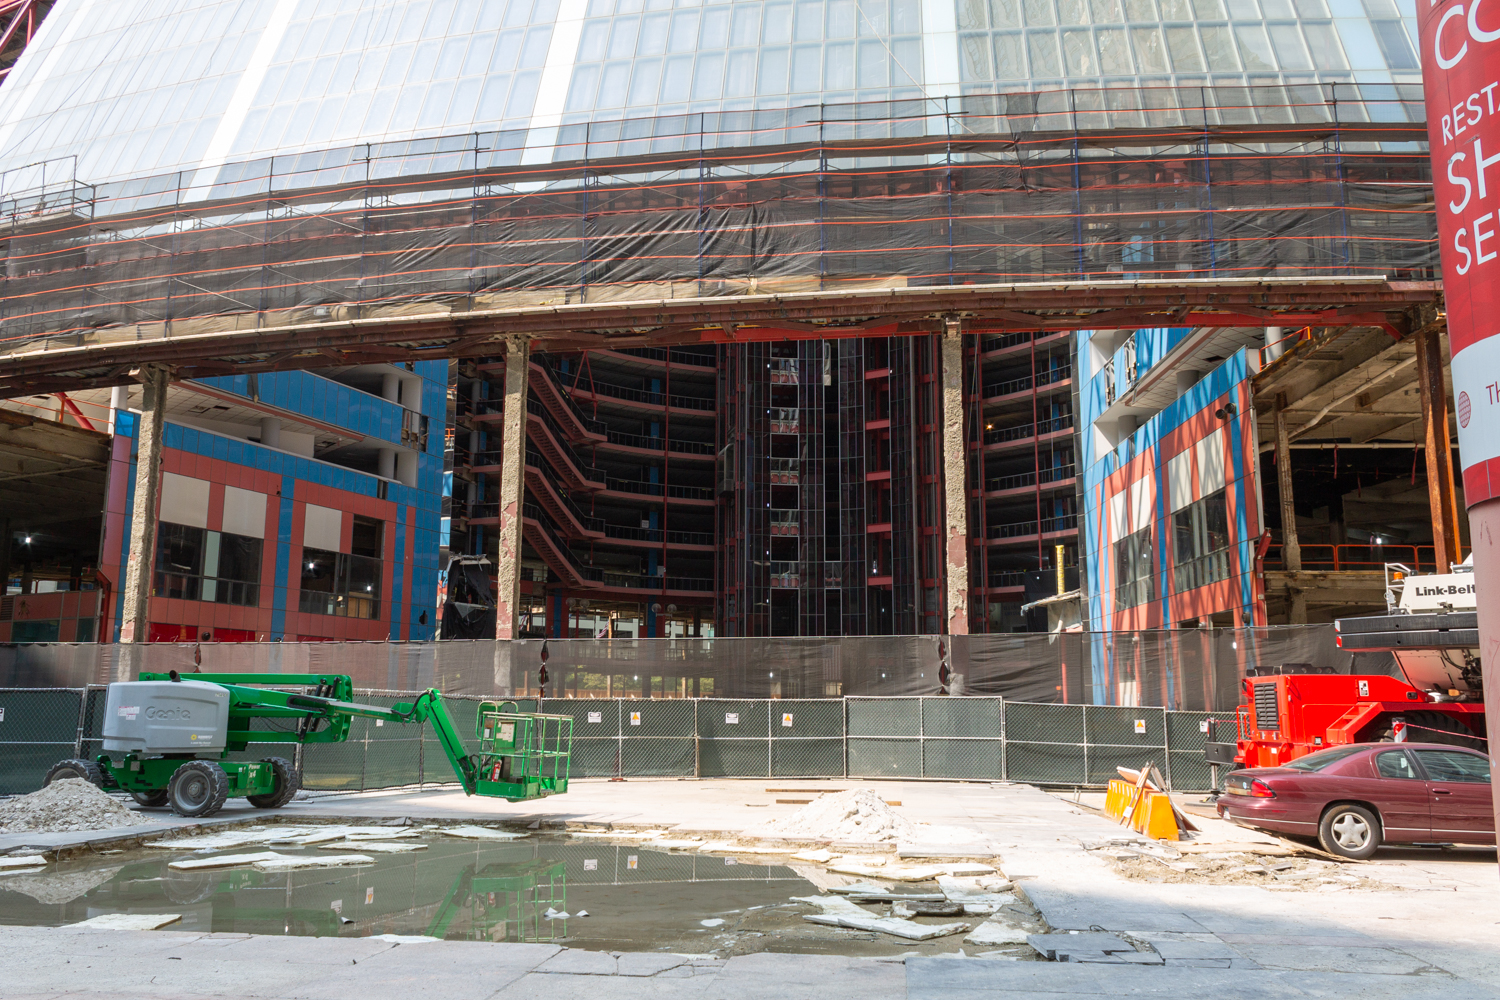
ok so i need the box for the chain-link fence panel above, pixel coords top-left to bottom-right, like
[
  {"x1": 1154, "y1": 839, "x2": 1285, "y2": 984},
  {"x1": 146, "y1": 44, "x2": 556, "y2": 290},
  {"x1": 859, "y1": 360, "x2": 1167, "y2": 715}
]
[
  {"x1": 770, "y1": 699, "x2": 845, "y2": 777},
  {"x1": 846, "y1": 698, "x2": 922, "y2": 778},
  {"x1": 0, "y1": 688, "x2": 84, "y2": 794},
  {"x1": 1001, "y1": 702, "x2": 1086, "y2": 784},
  {"x1": 922, "y1": 698, "x2": 1004, "y2": 780},
  {"x1": 1082, "y1": 706, "x2": 1168, "y2": 785},
  {"x1": 1167, "y1": 710, "x2": 1216, "y2": 792},
  {"x1": 541, "y1": 699, "x2": 619, "y2": 778},
  {"x1": 620, "y1": 700, "x2": 696, "y2": 777},
  {"x1": 697, "y1": 699, "x2": 770, "y2": 777}
]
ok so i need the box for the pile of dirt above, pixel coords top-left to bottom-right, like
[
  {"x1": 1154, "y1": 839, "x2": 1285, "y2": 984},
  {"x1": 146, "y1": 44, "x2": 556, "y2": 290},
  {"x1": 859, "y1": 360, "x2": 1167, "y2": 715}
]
[
  {"x1": 0, "y1": 779, "x2": 150, "y2": 834},
  {"x1": 747, "y1": 789, "x2": 991, "y2": 845},
  {"x1": 751, "y1": 789, "x2": 921, "y2": 842}
]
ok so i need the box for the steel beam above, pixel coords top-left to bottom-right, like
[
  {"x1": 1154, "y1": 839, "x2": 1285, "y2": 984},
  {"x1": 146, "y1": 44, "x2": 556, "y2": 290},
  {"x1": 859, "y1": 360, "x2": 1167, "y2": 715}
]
[
  {"x1": 0, "y1": 277, "x2": 1437, "y2": 399},
  {"x1": 1414, "y1": 324, "x2": 1464, "y2": 570}
]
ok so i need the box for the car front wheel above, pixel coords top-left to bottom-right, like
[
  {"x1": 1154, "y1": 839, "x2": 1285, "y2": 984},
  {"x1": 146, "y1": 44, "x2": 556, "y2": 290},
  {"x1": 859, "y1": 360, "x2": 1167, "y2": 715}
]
[{"x1": 1318, "y1": 803, "x2": 1381, "y2": 860}]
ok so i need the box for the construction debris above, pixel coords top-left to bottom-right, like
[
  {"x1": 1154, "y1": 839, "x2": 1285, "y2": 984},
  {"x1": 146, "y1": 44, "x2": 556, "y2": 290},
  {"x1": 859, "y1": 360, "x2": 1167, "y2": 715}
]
[
  {"x1": 251, "y1": 854, "x2": 376, "y2": 873},
  {"x1": 750, "y1": 788, "x2": 975, "y2": 844},
  {"x1": 0, "y1": 780, "x2": 150, "y2": 834},
  {"x1": 68, "y1": 913, "x2": 182, "y2": 931},
  {"x1": 795, "y1": 895, "x2": 968, "y2": 941},
  {"x1": 1028, "y1": 932, "x2": 1140, "y2": 963},
  {"x1": 318, "y1": 841, "x2": 426, "y2": 853},
  {"x1": 436, "y1": 826, "x2": 530, "y2": 841},
  {"x1": 965, "y1": 919, "x2": 1031, "y2": 946},
  {"x1": 168, "y1": 852, "x2": 288, "y2": 871},
  {"x1": 0, "y1": 854, "x2": 48, "y2": 870}
]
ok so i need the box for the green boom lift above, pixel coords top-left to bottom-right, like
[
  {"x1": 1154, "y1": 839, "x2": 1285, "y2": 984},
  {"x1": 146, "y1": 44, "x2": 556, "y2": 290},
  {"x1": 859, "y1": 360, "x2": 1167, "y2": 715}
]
[{"x1": 43, "y1": 671, "x2": 572, "y2": 817}]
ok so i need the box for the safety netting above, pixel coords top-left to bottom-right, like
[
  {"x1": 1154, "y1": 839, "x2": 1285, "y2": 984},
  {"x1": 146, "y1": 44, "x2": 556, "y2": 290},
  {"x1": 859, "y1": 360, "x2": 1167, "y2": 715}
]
[
  {"x1": 0, "y1": 624, "x2": 1394, "y2": 712},
  {"x1": 0, "y1": 82, "x2": 1434, "y2": 355}
]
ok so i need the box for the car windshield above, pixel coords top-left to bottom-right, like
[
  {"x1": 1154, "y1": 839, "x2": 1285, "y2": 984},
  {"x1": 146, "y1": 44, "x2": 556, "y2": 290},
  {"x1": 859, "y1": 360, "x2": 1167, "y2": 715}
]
[{"x1": 1282, "y1": 745, "x2": 1367, "y2": 772}]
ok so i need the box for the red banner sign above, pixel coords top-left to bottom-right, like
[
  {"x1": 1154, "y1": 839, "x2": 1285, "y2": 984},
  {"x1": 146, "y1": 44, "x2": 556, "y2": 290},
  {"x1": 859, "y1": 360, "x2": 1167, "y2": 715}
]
[{"x1": 1424, "y1": 0, "x2": 1500, "y2": 503}]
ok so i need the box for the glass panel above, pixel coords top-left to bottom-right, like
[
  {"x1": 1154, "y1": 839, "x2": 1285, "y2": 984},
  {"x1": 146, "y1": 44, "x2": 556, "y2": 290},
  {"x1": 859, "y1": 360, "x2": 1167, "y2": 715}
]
[
  {"x1": 662, "y1": 53, "x2": 694, "y2": 98},
  {"x1": 759, "y1": 47, "x2": 790, "y2": 92},
  {"x1": 1268, "y1": 23, "x2": 1311, "y2": 68},
  {"x1": 1234, "y1": 23, "x2": 1278, "y2": 69},
  {"x1": 764, "y1": 2, "x2": 794, "y2": 41},
  {"x1": 961, "y1": 34, "x2": 994, "y2": 79},
  {"x1": 995, "y1": 32, "x2": 1027, "y2": 77},
  {"x1": 701, "y1": 7, "x2": 731, "y2": 45},
  {"x1": 609, "y1": 18, "x2": 640, "y2": 57},
  {"x1": 1132, "y1": 26, "x2": 1169, "y2": 73},
  {"x1": 1371, "y1": 19, "x2": 1417, "y2": 68},
  {"x1": 1302, "y1": 22, "x2": 1347, "y2": 67},
  {"x1": 1063, "y1": 29, "x2": 1097, "y2": 75},
  {"x1": 1059, "y1": 0, "x2": 1090, "y2": 24},
  {"x1": 1091, "y1": 0, "x2": 1125, "y2": 20},
  {"x1": 992, "y1": 0, "x2": 1024, "y2": 25},
  {"x1": 1376, "y1": 750, "x2": 1418, "y2": 779},
  {"x1": 791, "y1": 44, "x2": 822, "y2": 91},
  {"x1": 1028, "y1": 30, "x2": 1062, "y2": 76},
  {"x1": 960, "y1": 0, "x2": 988, "y2": 27},
  {"x1": 1413, "y1": 750, "x2": 1490, "y2": 783},
  {"x1": 825, "y1": 42, "x2": 856, "y2": 88},
  {"x1": 1199, "y1": 25, "x2": 1241, "y2": 68},
  {"x1": 1024, "y1": 0, "x2": 1057, "y2": 25},
  {"x1": 629, "y1": 57, "x2": 664, "y2": 104},
  {"x1": 730, "y1": 5, "x2": 761, "y2": 44},
  {"x1": 1098, "y1": 28, "x2": 1132, "y2": 73},
  {"x1": 693, "y1": 52, "x2": 725, "y2": 98},
  {"x1": 725, "y1": 49, "x2": 758, "y2": 94}
]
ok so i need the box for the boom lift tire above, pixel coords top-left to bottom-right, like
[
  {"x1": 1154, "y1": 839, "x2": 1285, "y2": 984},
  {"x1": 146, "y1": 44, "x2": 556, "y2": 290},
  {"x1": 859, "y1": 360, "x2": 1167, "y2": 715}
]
[
  {"x1": 167, "y1": 760, "x2": 230, "y2": 817},
  {"x1": 130, "y1": 790, "x2": 170, "y2": 807},
  {"x1": 1318, "y1": 803, "x2": 1382, "y2": 860},
  {"x1": 246, "y1": 757, "x2": 299, "y2": 809},
  {"x1": 44, "y1": 759, "x2": 105, "y2": 788}
]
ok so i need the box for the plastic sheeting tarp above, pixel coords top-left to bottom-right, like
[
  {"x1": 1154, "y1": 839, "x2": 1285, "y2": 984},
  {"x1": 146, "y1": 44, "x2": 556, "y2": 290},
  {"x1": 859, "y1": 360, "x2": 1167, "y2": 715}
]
[
  {"x1": 0, "y1": 625, "x2": 1394, "y2": 711},
  {"x1": 0, "y1": 84, "x2": 1434, "y2": 352}
]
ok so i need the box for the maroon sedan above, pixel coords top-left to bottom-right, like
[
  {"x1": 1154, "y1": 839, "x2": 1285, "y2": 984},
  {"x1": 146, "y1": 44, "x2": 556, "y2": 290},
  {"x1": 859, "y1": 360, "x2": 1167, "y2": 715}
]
[{"x1": 1216, "y1": 742, "x2": 1494, "y2": 859}]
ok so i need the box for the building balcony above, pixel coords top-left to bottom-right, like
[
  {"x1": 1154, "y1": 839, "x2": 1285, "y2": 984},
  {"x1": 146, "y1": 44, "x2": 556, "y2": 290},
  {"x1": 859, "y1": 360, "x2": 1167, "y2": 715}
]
[
  {"x1": 980, "y1": 414, "x2": 1075, "y2": 452},
  {"x1": 567, "y1": 379, "x2": 715, "y2": 414},
  {"x1": 984, "y1": 514, "x2": 1079, "y2": 543},
  {"x1": 977, "y1": 364, "x2": 1073, "y2": 403},
  {"x1": 983, "y1": 465, "x2": 1077, "y2": 498},
  {"x1": 602, "y1": 477, "x2": 716, "y2": 504},
  {"x1": 601, "y1": 429, "x2": 715, "y2": 459}
]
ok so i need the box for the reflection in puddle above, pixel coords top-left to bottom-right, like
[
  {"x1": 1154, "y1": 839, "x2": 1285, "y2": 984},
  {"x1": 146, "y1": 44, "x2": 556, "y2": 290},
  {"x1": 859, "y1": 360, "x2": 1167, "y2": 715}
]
[{"x1": 0, "y1": 840, "x2": 818, "y2": 952}]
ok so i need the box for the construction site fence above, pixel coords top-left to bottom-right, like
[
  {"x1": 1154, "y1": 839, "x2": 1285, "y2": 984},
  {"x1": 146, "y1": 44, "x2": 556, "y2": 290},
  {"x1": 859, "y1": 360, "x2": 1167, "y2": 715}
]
[
  {"x1": 0, "y1": 688, "x2": 1221, "y2": 796},
  {"x1": 0, "y1": 624, "x2": 1376, "y2": 710},
  {"x1": 0, "y1": 82, "x2": 1435, "y2": 353}
]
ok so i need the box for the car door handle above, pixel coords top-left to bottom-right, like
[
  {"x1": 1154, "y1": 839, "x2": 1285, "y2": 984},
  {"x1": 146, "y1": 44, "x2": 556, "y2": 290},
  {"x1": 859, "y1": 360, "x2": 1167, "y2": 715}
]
[{"x1": 1432, "y1": 789, "x2": 1452, "y2": 795}]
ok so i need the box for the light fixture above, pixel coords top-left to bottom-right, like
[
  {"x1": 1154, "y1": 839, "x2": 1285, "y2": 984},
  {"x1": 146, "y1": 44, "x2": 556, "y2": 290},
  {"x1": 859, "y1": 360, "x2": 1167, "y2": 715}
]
[{"x1": 23, "y1": 536, "x2": 32, "y2": 544}]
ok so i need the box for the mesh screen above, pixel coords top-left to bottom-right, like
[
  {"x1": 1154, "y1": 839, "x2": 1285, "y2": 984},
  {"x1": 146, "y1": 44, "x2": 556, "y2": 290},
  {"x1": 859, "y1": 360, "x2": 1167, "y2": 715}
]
[{"x1": 0, "y1": 86, "x2": 1432, "y2": 354}]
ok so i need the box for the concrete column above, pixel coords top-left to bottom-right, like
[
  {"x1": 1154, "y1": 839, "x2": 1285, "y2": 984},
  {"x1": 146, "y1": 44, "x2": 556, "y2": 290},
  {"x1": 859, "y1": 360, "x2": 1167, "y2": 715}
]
[
  {"x1": 382, "y1": 372, "x2": 400, "y2": 402},
  {"x1": 1174, "y1": 370, "x2": 1201, "y2": 398},
  {"x1": 940, "y1": 319, "x2": 970, "y2": 635},
  {"x1": 1414, "y1": 325, "x2": 1463, "y2": 569},
  {"x1": 495, "y1": 336, "x2": 530, "y2": 640},
  {"x1": 109, "y1": 385, "x2": 128, "y2": 436},
  {"x1": 1274, "y1": 393, "x2": 1305, "y2": 624},
  {"x1": 260, "y1": 416, "x2": 281, "y2": 449},
  {"x1": 378, "y1": 447, "x2": 396, "y2": 480},
  {"x1": 119, "y1": 366, "x2": 168, "y2": 644},
  {"x1": 1264, "y1": 327, "x2": 1284, "y2": 363},
  {"x1": 396, "y1": 449, "x2": 417, "y2": 488}
]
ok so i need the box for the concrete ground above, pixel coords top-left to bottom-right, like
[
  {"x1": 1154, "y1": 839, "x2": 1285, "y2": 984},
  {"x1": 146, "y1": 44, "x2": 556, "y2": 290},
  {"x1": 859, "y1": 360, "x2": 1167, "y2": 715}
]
[{"x1": 3, "y1": 777, "x2": 1497, "y2": 998}]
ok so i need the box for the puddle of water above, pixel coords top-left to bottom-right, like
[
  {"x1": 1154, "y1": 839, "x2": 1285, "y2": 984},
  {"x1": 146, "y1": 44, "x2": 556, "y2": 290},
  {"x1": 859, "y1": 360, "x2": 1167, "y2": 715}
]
[{"x1": 0, "y1": 838, "x2": 1036, "y2": 957}]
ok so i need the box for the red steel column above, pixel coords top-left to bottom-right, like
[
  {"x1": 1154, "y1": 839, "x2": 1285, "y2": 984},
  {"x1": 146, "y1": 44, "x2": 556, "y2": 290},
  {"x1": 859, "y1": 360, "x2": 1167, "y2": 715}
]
[{"x1": 1420, "y1": 0, "x2": 1500, "y2": 853}]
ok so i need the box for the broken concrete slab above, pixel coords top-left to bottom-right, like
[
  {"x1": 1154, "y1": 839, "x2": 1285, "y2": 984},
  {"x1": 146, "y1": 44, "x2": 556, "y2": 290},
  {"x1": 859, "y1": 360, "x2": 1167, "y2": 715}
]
[
  {"x1": 897, "y1": 844, "x2": 994, "y2": 860},
  {"x1": 0, "y1": 854, "x2": 47, "y2": 869},
  {"x1": 791, "y1": 849, "x2": 838, "y2": 863},
  {"x1": 964, "y1": 920, "x2": 1030, "y2": 946},
  {"x1": 1027, "y1": 932, "x2": 1137, "y2": 962},
  {"x1": 435, "y1": 826, "x2": 530, "y2": 841},
  {"x1": 892, "y1": 899, "x2": 965, "y2": 917},
  {"x1": 167, "y1": 851, "x2": 289, "y2": 871},
  {"x1": 69, "y1": 913, "x2": 181, "y2": 930},
  {"x1": 252, "y1": 854, "x2": 375, "y2": 872},
  {"x1": 318, "y1": 841, "x2": 426, "y2": 853},
  {"x1": 828, "y1": 862, "x2": 948, "y2": 882},
  {"x1": 803, "y1": 913, "x2": 969, "y2": 941}
]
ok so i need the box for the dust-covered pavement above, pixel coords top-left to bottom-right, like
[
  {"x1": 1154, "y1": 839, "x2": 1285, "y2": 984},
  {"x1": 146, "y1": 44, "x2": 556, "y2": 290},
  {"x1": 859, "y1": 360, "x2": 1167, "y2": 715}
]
[{"x1": 2, "y1": 777, "x2": 1496, "y2": 999}]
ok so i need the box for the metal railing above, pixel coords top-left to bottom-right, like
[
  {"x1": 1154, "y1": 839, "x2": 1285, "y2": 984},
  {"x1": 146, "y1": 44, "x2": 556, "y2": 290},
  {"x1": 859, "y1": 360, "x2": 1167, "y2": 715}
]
[
  {"x1": 983, "y1": 414, "x2": 1074, "y2": 445},
  {"x1": 1262, "y1": 543, "x2": 1436, "y2": 573},
  {"x1": 605, "y1": 477, "x2": 715, "y2": 500},
  {"x1": 577, "y1": 379, "x2": 715, "y2": 411},
  {"x1": 987, "y1": 514, "x2": 1079, "y2": 539},
  {"x1": 605, "y1": 429, "x2": 716, "y2": 455},
  {"x1": 980, "y1": 364, "x2": 1072, "y2": 399},
  {"x1": 985, "y1": 465, "x2": 1076, "y2": 492}
]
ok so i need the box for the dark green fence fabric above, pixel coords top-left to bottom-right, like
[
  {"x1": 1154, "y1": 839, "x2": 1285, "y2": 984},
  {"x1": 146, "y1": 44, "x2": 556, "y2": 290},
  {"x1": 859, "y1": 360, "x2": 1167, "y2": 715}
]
[
  {"x1": 0, "y1": 688, "x2": 83, "y2": 794},
  {"x1": 7, "y1": 689, "x2": 1224, "y2": 796}
]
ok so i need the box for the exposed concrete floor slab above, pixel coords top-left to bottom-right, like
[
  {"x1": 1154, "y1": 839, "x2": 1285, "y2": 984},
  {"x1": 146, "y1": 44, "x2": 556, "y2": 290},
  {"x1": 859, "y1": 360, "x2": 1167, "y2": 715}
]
[{"x1": 3, "y1": 778, "x2": 1497, "y2": 998}]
